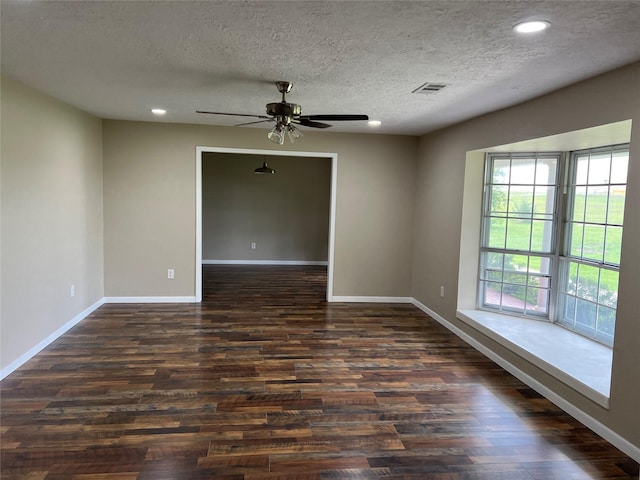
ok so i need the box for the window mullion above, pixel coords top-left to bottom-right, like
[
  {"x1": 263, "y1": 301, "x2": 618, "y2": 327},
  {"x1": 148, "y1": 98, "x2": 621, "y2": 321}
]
[{"x1": 549, "y1": 153, "x2": 567, "y2": 321}]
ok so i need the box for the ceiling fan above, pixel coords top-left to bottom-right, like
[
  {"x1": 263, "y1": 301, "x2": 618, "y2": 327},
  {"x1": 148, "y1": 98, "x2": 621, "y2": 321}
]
[{"x1": 197, "y1": 81, "x2": 369, "y2": 144}]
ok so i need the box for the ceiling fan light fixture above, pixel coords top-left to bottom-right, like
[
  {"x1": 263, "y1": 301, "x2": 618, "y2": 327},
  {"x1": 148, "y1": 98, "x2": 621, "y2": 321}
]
[
  {"x1": 267, "y1": 123, "x2": 286, "y2": 144},
  {"x1": 151, "y1": 108, "x2": 167, "y2": 115},
  {"x1": 287, "y1": 124, "x2": 304, "y2": 143},
  {"x1": 368, "y1": 120, "x2": 382, "y2": 127}
]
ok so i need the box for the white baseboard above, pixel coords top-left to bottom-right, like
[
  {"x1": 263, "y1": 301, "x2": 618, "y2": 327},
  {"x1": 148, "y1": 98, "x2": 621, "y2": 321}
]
[
  {"x1": 0, "y1": 298, "x2": 104, "y2": 380},
  {"x1": 103, "y1": 296, "x2": 197, "y2": 303},
  {"x1": 411, "y1": 299, "x2": 640, "y2": 463},
  {"x1": 203, "y1": 260, "x2": 328, "y2": 266},
  {"x1": 329, "y1": 295, "x2": 413, "y2": 303}
]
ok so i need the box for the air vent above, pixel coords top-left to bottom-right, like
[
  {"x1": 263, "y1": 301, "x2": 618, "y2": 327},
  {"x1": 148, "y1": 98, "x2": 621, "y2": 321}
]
[{"x1": 412, "y1": 82, "x2": 448, "y2": 94}]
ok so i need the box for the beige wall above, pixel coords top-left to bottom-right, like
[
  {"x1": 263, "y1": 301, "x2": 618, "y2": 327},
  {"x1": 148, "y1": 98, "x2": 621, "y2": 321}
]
[
  {"x1": 1, "y1": 77, "x2": 104, "y2": 369},
  {"x1": 412, "y1": 62, "x2": 640, "y2": 448},
  {"x1": 102, "y1": 121, "x2": 417, "y2": 297},
  {"x1": 202, "y1": 153, "x2": 331, "y2": 262}
]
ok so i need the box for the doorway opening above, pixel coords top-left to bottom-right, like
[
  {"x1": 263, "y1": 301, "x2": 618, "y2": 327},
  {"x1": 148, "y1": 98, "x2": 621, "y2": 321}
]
[{"x1": 195, "y1": 146, "x2": 338, "y2": 302}]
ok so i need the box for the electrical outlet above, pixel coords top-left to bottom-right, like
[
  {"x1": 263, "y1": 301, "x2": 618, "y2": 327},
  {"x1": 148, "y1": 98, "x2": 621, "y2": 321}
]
[
  {"x1": 70, "y1": 284, "x2": 75, "y2": 297},
  {"x1": 440, "y1": 286, "x2": 445, "y2": 298},
  {"x1": 251, "y1": 242, "x2": 256, "y2": 250},
  {"x1": 168, "y1": 269, "x2": 175, "y2": 279}
]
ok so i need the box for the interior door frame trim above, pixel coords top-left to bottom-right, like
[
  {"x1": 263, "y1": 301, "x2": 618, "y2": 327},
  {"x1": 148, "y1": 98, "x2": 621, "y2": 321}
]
[{"x1": 195, "y1": 146, "x2": 338, "y2": 302}]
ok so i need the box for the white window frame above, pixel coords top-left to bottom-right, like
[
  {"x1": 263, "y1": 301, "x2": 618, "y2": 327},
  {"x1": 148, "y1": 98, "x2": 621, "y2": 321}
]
[
  {"x1": 478, "y1": 152, "x2": 562, "y2": 319},
  {"x1": 555, "y1": 144, "x2": 629, "y2": 346}
]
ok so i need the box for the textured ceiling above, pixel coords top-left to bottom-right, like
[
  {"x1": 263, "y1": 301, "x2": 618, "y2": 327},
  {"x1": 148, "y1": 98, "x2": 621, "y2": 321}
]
[{"x1": 2, "y1": 0, "x2": 640, "y2": 136}]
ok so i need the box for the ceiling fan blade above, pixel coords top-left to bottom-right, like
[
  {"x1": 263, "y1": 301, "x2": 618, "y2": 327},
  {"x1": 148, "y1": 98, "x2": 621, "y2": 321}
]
[
  {"x1": 295, "y1": 118, "x2": 332, "y2": 129},
  {"x1": 234, "y1": 119, "x2": 275, "y2": 127},
  {"x1": 196, "y1": 110, "x2": 271, "y2": 119},
  {"x1": 299, "y1": 114, "x2": 369, "y2": 122}
]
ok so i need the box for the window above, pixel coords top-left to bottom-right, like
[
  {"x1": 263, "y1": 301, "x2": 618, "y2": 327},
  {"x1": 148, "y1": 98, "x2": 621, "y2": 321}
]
[
  {"x1": 557, "y1": 145, "x2": 629, "y2": 346},
  {"x1": 479, "y1": 153, "x2": 560, "y2": 317},
  {"x1": 479, "y1": 145, "x2": 629, "y2": 346}
]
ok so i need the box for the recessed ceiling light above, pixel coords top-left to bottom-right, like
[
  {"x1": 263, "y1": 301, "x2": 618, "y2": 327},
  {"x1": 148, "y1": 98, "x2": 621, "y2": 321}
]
[
  {"x1": 368, "y1": 120, "x2": 382, "y2": 127},
  {"x1": 514, "y1": 20, "x2": 550, "y2": 33},
  {"x1": 151, "y1": 108, "x2": 167, "y2": 115}
]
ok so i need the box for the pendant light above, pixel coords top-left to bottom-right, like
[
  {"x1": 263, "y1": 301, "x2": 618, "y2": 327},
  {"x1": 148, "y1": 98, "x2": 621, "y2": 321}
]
[{"x1": 254, "y1": 161, "x2": 275, "y2": 174}]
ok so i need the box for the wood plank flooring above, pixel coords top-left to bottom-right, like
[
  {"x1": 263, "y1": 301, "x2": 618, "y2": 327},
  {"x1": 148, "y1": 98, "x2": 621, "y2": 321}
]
[{"x1": 2, "y1": 265, "x2": 638, "y2": 479}]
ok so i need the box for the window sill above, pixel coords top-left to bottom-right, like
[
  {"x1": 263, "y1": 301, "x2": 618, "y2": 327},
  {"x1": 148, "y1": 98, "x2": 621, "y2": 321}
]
[{"x1": 456, "y1": 309, "x2": 611, "y2": 408}]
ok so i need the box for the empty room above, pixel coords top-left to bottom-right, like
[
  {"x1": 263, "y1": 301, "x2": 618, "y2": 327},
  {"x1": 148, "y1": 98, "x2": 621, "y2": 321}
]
[{"x1": 1, "y1": 1, "x2": 639, "y2": 478}]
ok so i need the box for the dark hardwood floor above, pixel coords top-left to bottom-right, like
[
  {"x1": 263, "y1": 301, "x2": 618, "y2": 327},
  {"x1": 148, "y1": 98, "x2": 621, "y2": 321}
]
[{"x1": 1, "y1": 265, "x2": 638, "y2": 479}]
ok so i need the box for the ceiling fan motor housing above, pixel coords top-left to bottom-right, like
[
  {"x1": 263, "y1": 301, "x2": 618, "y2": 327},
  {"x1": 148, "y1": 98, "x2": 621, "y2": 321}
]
[{"x1": 266, "y1": 102, "x2": 301, "y2": 119}]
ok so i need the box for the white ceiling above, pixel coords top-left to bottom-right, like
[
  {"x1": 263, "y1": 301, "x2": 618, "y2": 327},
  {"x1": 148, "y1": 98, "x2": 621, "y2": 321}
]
[{"x1": 2, "y1": 0, "x2": 640, "y2": 136}]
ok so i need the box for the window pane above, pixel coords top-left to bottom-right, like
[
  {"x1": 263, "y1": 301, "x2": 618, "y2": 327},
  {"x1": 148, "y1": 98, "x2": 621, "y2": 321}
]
[
  {"x1": 610, "y1": 151, "x2": 629, "y2": 184},
  {"x1": 582, "y1": 224, "x2": 605, "y2": 262},
  {"x1": 584, "y1": 187, "x2": 607, "y2": 224},
  {"x1": 481, "y1": 253, "x2": 504, "y2": 281},
  {"x1": 533, "y1": 186, "x2": 555, "y2": 218},
  {"x1": 596, "y1": 306, "x2": 616, "y2": 340},
  {"x1": 487, "y1": 217, "x2": 506, "y2": 248},
  {"x1": 535, "y1": 158, "x2": 557, "y2": 185},
  {"x1": 577, "y1": 264, "x2": 599, "y2": 302},
  {"x1": 525, "y1": 287, "x2": 549, "y2": 314},
  {"x1": 506, "y1": 219, "x2": 531, "y2": 250},
  {"x1": 569, "y1": 223, "x2": 584, "y2": 257},
  {"x1": 531, "y1": 220, "x2": 553, "y2": 252},
  {"x1": 607, "y1": 186, "x2": 626, "y2": 225},
  {"x1": 575, "y1": 299, "x2": 597, "y2": 332},
  {"x1": 565, "y1": 261, "x2": 578, "y2": 295},
  {"x1": 575, "y1": 155, "x2": 589, "y2": 184},
  {"x1": 501, "y1": 284, "x2": 527, "y2": 312},
  {"x1": 598, "y1": 269, "x2": 619, "y2": 308},
  {"x1": 510, "y1": 158, "x2": 536, "y2": 183},
  {"x1": 562, "y1": 295, "x2": 576, "y2": 326},
  {"x1": 486, "y1": 252, "x2": 504, "y2": 270},
  {"x1": 508, "y1": 186, "x2": 533, "y2": 215},
  {"x1": 483, "y1": 281, "x2": 503, "y2": 307},
  {"x1": 604, "y1": 226, "x2": 622, "y2": 265},
  {"x1": 505, "y1": 254, "x2": 529, "y2": 272},
  {"x1": 490, "y1": 185, "x2": 508, "y2": 214},
  {"x1": 572, "y1": 186, "x2": 586, "y2": 222},
  {"x1": 530, "y1": 256, "x2": 551, "y2": 276},
  {"x1": 588, "y1": 152, "x2": 611, "y2": 184},
  {"x1": 492, "y1": 159, "x2": 511, "y2": 184}
]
